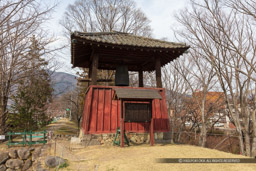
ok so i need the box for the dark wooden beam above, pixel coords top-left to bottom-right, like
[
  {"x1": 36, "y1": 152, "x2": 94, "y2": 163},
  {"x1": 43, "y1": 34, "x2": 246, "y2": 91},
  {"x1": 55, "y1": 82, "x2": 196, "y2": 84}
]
[
  {"x1": 150, "y1": 100, "x2": 154, "y2": 146},
  {"x1": 155, "y1": 56, "x2": 162, "y2": 88},
  {"x1": 121, "y1": 99, "x2": 124, "y2": 147},
  {"x1": 78, "y1": 78, "x2": 113, "y2": 82},
  {"x1": 88, "y1": 63, "x2": 92, "y2": 79},
  {"x1": 91, "y1": 53, "x2": 99, "y2": 85},
  {"x1": 139, "y1": 70, "x2": 143, "y2": 87},
  {"x1": 88, "y1": 51, "x2": 94, "y2": 79}
]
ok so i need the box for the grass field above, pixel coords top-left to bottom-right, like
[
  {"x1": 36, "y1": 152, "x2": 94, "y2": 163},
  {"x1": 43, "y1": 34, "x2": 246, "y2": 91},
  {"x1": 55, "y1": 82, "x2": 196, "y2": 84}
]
[
  {"x1": 41, "y1": 119, "x2": 256, "y2": 171},
  {"x1": 57, "y1": 144, "x2": 255, "y2": 171},
  {"x1": 45, "y1": 118, "x2": 79, "y2": 136},
  {"x1": 2, "y1": 119, "x2": 255, "y2": 171}
]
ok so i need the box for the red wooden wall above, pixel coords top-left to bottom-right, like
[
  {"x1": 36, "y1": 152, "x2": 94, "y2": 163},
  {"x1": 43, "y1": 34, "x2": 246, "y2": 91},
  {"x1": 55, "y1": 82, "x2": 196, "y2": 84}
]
[{"x1": 81, "y1": 85, "x2": 170, "y2": 134}]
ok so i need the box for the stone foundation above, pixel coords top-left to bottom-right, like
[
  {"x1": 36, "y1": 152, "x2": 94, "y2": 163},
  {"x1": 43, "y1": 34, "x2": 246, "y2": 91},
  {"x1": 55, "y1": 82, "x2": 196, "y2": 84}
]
[{"x1": 80, "y1": 132, "x2": 171, "y2": 146}]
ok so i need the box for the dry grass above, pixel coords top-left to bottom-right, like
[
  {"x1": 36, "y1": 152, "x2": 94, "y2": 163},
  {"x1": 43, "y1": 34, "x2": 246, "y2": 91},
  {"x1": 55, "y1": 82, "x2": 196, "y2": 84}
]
[
  {"x1": 46, "y1": 118, "x2": 79, "y2": 136},
  {"x1": 2, "y1": 118, "x2": 256, "y2": 171},
  {"x1": 55, "y1": 143, "x2": 256, "y2": 171},
  {"x1": 45, "y1": 119, "x2": 256, "y2": 171}
]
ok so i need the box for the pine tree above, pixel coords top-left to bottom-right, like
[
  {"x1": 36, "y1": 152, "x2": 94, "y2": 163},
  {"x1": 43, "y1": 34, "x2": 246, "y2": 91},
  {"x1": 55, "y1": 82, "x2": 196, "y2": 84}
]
[{"x1": 7, "y1": 36, "x2": 52, "y2": 131}]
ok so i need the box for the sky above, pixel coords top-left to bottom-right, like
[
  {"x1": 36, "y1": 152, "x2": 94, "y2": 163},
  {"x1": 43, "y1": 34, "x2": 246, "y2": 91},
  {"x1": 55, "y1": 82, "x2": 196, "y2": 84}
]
[{"x1": 46, "y1": 0, "x2": 189, "y2": 74}]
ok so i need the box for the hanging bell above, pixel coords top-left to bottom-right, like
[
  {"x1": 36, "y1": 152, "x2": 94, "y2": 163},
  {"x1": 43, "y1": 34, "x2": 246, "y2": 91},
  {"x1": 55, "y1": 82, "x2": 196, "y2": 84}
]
[{"x1": 115, "y1": 65, "x2": 129, "y2": 86}]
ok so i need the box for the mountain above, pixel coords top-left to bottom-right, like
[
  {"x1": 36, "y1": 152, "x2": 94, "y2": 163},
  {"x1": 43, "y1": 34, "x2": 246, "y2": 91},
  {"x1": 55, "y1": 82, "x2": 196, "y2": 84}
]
[{"x1": 51, "y1": 72, "x2": 77, "y2": 96}]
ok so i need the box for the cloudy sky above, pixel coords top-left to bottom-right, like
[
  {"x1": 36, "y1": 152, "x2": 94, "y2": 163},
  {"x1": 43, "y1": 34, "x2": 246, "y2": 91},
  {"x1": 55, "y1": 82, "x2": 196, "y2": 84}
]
[{"x1": 47, "y1": 0, "x2": 189, "y2": 73}]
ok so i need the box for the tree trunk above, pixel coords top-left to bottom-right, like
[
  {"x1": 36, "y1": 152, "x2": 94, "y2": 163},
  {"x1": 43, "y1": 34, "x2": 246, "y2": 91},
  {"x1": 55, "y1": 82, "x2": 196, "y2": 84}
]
[
  {"x1": 170, "y1": 109, "x2": 175, "y2": 144},
  {"x1": 170, "y1": 118, "x2": 175, "y2": 144},
  {"x1": 177, "y1": 126, "x2": 182, "y2": 143},
  {"x1": 251, "y1": 110, "x2": 256, "y2": 157},
  {"x1": 0, "y1": 99, "x2": 6, "y2": 135},
  {"x1": 238, "y1": 130, "x2": 245, "y2": 155},
  {"x1": 200, "y1": 122, "x2": 207, "y2": 147},
  {"x1": 199, "y1": 100, "x2": 207, "y2": 147},
  {"x1": 245, "y1": 131, "x2": 251, "y2": 156}
]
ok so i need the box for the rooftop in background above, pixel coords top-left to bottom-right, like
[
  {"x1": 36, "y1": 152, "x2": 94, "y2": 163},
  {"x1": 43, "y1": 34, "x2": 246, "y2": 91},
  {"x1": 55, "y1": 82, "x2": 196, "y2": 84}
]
[{"x1": 71, "y1": 31, "x2": 189, "y2": 71}]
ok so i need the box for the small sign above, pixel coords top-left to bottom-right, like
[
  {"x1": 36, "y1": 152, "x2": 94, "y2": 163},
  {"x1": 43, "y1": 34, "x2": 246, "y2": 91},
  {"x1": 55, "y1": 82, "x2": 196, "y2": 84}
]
[
  {"x1": 66, "y1": 108, "x2": 70, "y2": 111},
  {"x1": 0, "y1": 135, "x2": 5, "y2": 140}
]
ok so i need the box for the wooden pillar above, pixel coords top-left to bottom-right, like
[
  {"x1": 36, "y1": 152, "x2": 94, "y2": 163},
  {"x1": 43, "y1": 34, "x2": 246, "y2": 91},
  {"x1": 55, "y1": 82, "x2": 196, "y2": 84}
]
[
  {"x1": 91, "y1": 53, "x2": 99, "y2": 85},
  {"x1": 88, "y1": 63, "x2": 92, "y2": 79},
  {"x1": 150, "y1": 118, "x2": 154, "y2": 146},
  {"x1": 139, "y1": 70, "x2": 143, "y2": 87},
  {"x1": 155, "y1": 57, "x2": 162, "y2": 88},
  {"x1": 150, "y1": 100, "x2": 154, "y2": 146},
  {"x1": 120, "y1": 99, "x2": 124, "y2": 147}
]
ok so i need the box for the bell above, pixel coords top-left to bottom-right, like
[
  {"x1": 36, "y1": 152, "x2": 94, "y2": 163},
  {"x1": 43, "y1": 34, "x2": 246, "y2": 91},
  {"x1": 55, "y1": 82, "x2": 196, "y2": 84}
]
[{"x1": 115, "y1": 65, "x2": 129, "y2": 86}]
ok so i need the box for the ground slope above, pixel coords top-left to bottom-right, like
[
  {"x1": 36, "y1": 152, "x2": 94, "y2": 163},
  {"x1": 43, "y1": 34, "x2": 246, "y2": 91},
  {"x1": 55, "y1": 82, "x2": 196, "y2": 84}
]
[
  {"x1": 11, "y1": 119, "x2": 254, "y2": 171},
  {"x1": 58, "y1": 144, "x2": 255, "y2": 171}
]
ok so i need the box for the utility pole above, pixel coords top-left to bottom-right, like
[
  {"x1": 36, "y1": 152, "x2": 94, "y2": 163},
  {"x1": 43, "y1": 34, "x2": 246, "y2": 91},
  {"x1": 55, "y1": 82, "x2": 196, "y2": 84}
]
[
  {"x1": 69, "y1": 94, "x2": 72, "y2": 121},
  {"x1": 65, "y1": 108, "x2": 70, "y2": 118}
]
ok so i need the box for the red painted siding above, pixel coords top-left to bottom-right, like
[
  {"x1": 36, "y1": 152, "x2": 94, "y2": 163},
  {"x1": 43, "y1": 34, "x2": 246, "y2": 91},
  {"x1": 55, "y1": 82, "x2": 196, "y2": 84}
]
[{"x1": 81, "y1": 85, "x2": 170, "y2": 134}]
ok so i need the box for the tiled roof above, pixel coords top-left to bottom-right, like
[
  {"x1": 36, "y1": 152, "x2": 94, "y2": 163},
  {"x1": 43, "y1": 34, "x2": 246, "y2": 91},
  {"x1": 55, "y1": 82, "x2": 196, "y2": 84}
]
[{"x1": 72, "y1": 31, "x2": 188, "y2": 49}]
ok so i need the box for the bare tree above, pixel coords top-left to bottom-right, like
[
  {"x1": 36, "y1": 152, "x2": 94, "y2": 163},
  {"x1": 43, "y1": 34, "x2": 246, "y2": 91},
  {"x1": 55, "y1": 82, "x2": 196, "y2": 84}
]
[
  {"x1": 174, "y1": 51, "x2": 217, "y2": 147},
  {"x1": 162, "y1": 61, "x2": 191, "y2": 143},
  {"x1": 60, "y1": 0, "x2": 153, "y2": 89},
  {"x1": 175, "y1": 0, "x2": 256, "y2": 156},
  {"x1": 60, "y1": 87, "x2": 86, "y2": 131},
  {"x1": 228, "y1": 0, "x2": 256, "y2": 20},
  {"x1": 0, "y1": 0, "x2": 57, "y2": 134},
  {"x1": 60, "y1": 0, "x2": 152, "y2": 37}
]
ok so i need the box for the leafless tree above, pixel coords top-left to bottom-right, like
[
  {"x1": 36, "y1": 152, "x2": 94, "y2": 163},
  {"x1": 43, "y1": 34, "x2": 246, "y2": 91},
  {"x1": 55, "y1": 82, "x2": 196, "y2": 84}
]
[
  {"x1": 60, "y1": 87, "x2": 86, "y2": 131},
  {"x1": 0, "y1": 0, "x2": 57, "y2": 134},
  {"x1": 60, "y1": 0, "x2": 153, "y2": 89},
  {"x1": 228, "y1": 0, "x2": 256, "y2": 20},
  {"x1": 174, "y1": 51, "x2": 218, "y2": 147},
  {"x1": 175, "y1": 0, "x2": 256, "y2": 156},
  {"x1": 60, "y1": 0, "x2": 152, "y2": 37},
  {"x1": 162, "y1": 61, "x2": 191, "y2": 143}
]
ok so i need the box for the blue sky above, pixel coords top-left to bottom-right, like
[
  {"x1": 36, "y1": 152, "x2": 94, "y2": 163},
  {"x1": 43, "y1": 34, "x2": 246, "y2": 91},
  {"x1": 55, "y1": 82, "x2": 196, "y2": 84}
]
[{"x1": 46, "y1": 0, "x2": 189, "y2": 73}]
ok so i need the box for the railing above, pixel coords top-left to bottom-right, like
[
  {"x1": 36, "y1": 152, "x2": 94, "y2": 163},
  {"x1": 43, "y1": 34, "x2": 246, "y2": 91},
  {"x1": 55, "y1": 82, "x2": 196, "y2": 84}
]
[{"x1": 7, "y1": 130, "x2": 47, "y2": 147}]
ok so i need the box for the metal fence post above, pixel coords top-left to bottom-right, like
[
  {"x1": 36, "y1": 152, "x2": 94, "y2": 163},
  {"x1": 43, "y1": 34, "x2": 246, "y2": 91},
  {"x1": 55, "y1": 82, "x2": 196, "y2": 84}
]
[
  {"x1": 8, "y1": 132, "x2": 11, "y2": 148},
  {"x1": 43, "y1": 130, "x2": 46, "y2": 144},
  {"x1": 23, "y1": 130, "x2": 26, "y2": 146},
  {"x1": 29, "y1": 131, "x2": 32, "y2": 147}
]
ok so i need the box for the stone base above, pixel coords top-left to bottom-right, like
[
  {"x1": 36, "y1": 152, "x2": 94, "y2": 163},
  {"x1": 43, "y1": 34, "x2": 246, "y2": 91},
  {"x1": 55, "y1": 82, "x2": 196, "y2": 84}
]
[{"x1": 79, "y1": 131, "x2": 171, "y2": 146}]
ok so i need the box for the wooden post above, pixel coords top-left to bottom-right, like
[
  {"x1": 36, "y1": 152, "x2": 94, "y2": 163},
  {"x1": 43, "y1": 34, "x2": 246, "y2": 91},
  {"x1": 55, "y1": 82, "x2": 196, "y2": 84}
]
[
  {"x1": 155, "y1": 57, "x2": 162, "y2": 88},
  {"x1": 150, "y1": 118, "x2": 154, "y2": 146},
  {"x1": 88, "y1": 63, "x2": 92, "y2": 79},
  {"x1": 139, "y1": 70, "x2": 143, "y2": 87},
  {"x1": 54, "y1": 138, "x2": 57, "y2": 156},
  {"x1": 120, "y1": 99, "x2": 124, "y2": 147},
  {"x1": 91, "y1": 53, "x2": 99, "y2": 85}
]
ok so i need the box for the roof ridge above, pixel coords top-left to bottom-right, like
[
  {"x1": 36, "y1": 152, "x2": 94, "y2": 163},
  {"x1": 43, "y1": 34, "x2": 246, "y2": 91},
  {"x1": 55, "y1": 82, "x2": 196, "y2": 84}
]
[
  {"x1": 124, "y1": 33, "x2": 186, "y2": 46},
  {"x1": 73, "y1": 31, "x2": 129, "y2": 36},
  {"x1": 76, "y1": 31, "x2": 186, "y2": 46},
  {"x1": 71, "y1": 31, "x2": 189, "y2": 49}
]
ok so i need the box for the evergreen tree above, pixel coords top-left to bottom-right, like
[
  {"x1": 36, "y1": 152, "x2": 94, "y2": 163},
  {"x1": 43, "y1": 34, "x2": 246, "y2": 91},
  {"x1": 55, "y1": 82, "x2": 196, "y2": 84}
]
[{"x1": 7, "y1": 36, "x2": 52, "y2": 131}]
